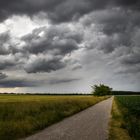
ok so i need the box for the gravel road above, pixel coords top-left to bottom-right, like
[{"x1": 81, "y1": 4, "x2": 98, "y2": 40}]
[{"x1": 23, "y1": 97, "x2": 113, "y2": 140}]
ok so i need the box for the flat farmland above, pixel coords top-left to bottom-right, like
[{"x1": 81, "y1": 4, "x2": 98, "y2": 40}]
[{"x1": 0, "y1": 94, "x2": 108, "y2": 140}]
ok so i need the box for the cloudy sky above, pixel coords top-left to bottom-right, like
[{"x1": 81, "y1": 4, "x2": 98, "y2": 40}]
[{"x1": 0, "y1": 0, "x2": 140, "y2": 93}]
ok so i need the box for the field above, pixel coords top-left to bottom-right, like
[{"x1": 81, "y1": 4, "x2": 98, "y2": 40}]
[
  {"x1": 109, "y1": 96, "x2": 140, "y2": 140},
  {"x1": 0, "y1": 94, "x2": 108, "y2": 140}
]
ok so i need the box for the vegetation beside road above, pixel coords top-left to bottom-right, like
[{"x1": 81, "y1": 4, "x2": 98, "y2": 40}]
[
  {"x1": 109, "y1": 96, "x2": 140, "y2": 140},
  {"x1": 0, "y1": 94, "x2": 109, "y2": 140},
  {"x1": 92, "y1": 84, "x2": 112, "y2": 96}
]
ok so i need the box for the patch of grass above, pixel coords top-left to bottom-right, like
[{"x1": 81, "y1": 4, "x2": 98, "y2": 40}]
[
  {"x1": 0, "y1": 95, "x2": 109, "y2": 140},
  {"x1": 109, "y1": 97, "x2": 131, "y2": 140},
  {"x1": 109, "y1": 96, "x2": 140, "y2": 140}
]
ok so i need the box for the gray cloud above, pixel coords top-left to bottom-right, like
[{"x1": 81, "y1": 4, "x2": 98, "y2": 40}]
[
  {"x1": 81, "y1": 7, "x2": 140, "y2": 61},
  {"x1": 121, "y1": 53, "x2": 140, "y2": 65},
  {"x1": 20, "y1": 25, "x2": 83, "y2": 73},
  {"x1": 82, "y1": 8, "x2": 140, "y2": 35},
  {"x1": 48, "y1": 78, "x2": 80, "y2": 85},
  {"x1": 0, "y1": 24, "x2": 83, "y2": 73},
  {"x1": 0, "y1": 31, "x2": 11, "y2": 55},
  {"x1": 0, "y1": 0, "x2": 140, "y2": 91},
  {"x1": 24, "y1": 55, "x2": 66, "y2": 73},
  {"x1": 72, "y1": 64, "x2": 82, "y2": 70},
  {"x1": 114, "y1": 0, "x2": 140, "y2": 8},
  {"x1": 79, "y1": 6, "x2": 140, "y2": 78},
  {"x1": 0, "y1": 79, "x2": 38, "y2": 87},
  {"x1": 116, "y1": 65, "x2": 140, "y2": 74},
  {"x1": 0, "y1": 0, "x2": 140, "y2": 23},
  {"x1": 0, "y1": 0, "x2": 98, "y2": 22},
  {"x1": 0, "y1": 72, "x2": 7, "y2": 80},
  {"x1": 21, "y1": 25, "x2": 83, "y2": 55},
  {"x1": 0, "y1": 53, "x2": 23, "y2": 70},
  {"x1": 0, "y1": 31, "x2": 10, "y2": 42}
]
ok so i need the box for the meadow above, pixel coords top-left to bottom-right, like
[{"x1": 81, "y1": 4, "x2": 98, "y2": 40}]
[
  {"x1": 109, "y1": 96, "x2": 140, "y2": 140},
  {"x1": 0, "y1": 94, "x2": 108, "y2": 140}
]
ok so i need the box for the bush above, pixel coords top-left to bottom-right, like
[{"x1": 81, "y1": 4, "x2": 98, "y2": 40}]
[{"x1": 91, "y1": 84, "x2": 112, "y2": 96}]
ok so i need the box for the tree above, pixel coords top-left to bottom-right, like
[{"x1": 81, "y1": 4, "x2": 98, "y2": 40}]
[{"x1": 91, "y1": 84, "x2": 112, "y2": 96}]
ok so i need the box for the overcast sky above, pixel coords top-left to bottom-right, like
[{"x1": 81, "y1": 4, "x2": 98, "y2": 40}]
[{"x1": 0, "y1": 0, "x2": 140, "y2": 93}]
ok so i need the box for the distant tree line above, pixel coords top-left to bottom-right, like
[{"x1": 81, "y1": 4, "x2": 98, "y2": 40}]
[
  {"x1": 0, "y1": 93, "x2": 91, "y2": 96},
  {"x1": 0, "y1": 87, "x2": 140, "y2": 96},
  {"x1": 112, "y1": 91, "x2": 140, "y2": 95}
]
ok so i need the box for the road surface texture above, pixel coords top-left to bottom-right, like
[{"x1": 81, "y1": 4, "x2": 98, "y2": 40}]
[{"x1": 23, "y1": 97, "x2": 113, "y2": 140}]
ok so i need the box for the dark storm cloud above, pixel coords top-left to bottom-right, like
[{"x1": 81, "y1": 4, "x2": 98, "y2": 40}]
[
  {"x1": 0, "y1": 31, "x2": 20, "y2": 55},
  {"x1": 0, "y1": 59, "x2": 16, "y2": 70},
  {"x1": 0, "y1": 31, "x2": 11, "y2": 55},
  {"x1": 0, "y1": 79, "x2": 38, "y2": 87},
  {"x1": 0, "y1": 0, "x2": 140, "y2": 91},
  {"x1": 0, "y1": 31, "x2": 10, "y2": 43},
  {"x1": 117, "y1": 65, "x2": 140, "y2": 74},
  {"x1": 100, "y1": 11, "x2": 140, "y2": 36},
  {"x1": 24, "y1": 55, "x2": 66, "y2": 73},
  {"x1": 48, "y1": 78, "x2": 80, "y2": 85},
  {"x1": 20, "y1": 25, "x2": 83, "y2": 73},
  {"x1": 83, "y1": 8, "x2": 140, "y2": 35},
  {"x1": 0, "y1": 0, "x2": 140, "y2": 23},
  {"x1": 21, "y1": 25, "x2": 83, "y2": 55},
  {"x1": 0, "y1": 24, "x2": 83, "y2": 73},
  {"x1": 0, "y1": 72, "x2": 7, "y2": 80},
  {"x1": 79, "y1": 3, "x2": 140, "y2": 77},
  {"x1": 114, "y1": 0, "x2": 140, "y2": 9},
  {"x1": 0, "y1": 53, "x2": 21, "y2": 70},
  {"x1": 0, "y1": 0, "x2": 62, "y2": 21},
  {"x1": 0, "y1": 0, "x2": 107, "y2": 23},
  {"x1": 46, "y1": 0, "x2": 110, "y2": 23},
  {"x1": 82, "y1": 6, "x2": 140, "y2": 55},
  {"x1": 121, "y1": 53, "x2": 140, "y2": 65},
  {"x1": 91, "y1": 35, "x2": 119, "y2": 53}
]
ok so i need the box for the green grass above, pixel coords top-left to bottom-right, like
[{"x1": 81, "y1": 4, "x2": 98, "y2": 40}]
[
  {"x1": 109, "y1": 96, "x2": 140, "y2": 140},
  {"x1": 0, "y1": 94, "x2": 109, "y2": 140}
]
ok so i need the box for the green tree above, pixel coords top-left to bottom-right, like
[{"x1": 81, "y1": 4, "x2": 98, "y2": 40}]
[{"x1": 91, "y1": 84, "x2": 112, "y2": 96}]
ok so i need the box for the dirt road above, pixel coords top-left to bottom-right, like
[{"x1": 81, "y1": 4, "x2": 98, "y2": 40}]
[{"x1": 23, "y1": 97, "x2": 113, "y2": 140}]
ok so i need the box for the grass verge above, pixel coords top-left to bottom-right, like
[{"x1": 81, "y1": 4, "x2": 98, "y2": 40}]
[
  {"x1": 0, "y1": 95, "x2": 109, "y2": 140},
  {"x1": 109, "y1": 97, "x2": 132, "y2": 140}
]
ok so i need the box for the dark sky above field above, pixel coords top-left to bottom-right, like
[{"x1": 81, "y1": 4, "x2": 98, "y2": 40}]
[{"x1": 0, "y1": 0, "x2": 140, "y2": 93}]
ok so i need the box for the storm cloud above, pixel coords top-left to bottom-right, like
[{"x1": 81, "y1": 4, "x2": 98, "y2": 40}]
[
  {"x1": 24, "y1": 54, "x2": 66, "y2": 73},
  {"x1": 48, "y1": 78, "x2": 80, "y2": 85},
  {"x1": 0, "y1": 72, "x2": 7, "y2": 80},
  {"x1": 0, "y1": 0, "x2": 139, "y2": 91},
  {"x1": 0, "y1": 0, "x2": 140, "y2": 23},
  {"x1": 21, "y1": 25, "x2": 83, "y2": 54},
  {"x1": 0, "y1": 31, "x2": 11, "y2": 55},
  {"x1": 0, "y1": 79, "x2": 38, "y2": 87}
]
